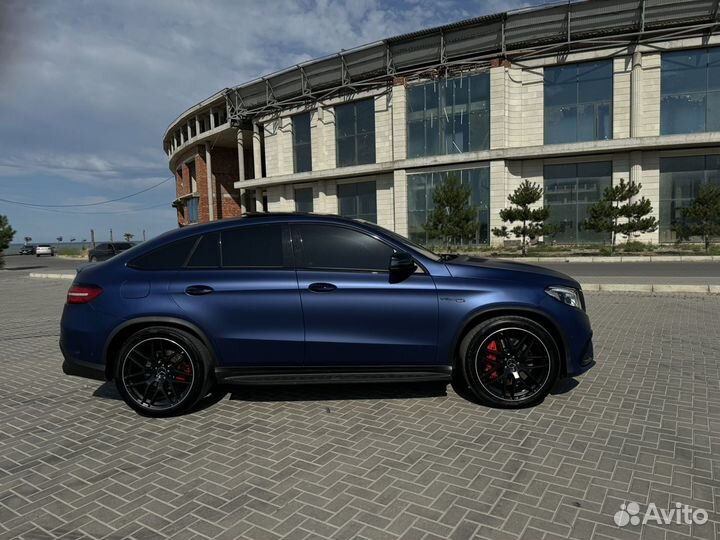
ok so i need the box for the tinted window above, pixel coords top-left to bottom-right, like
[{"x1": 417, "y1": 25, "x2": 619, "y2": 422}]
[
  {"x1": 296, "y1": 224, "x2": 394, "y2": 271},
  {"x1": 129, "y1": 237, "x2": 197, "y2": 270},
  {"x1": 221, "y1": 225, "x2": 284, "y2": 268},
  {"x1": 96, "y1": 243, "x2": 108, "y2": 250},
  {"x1": 187, "y1": 233, "x2": 220, "y2": 268},
  {"x1": 113, "y1": 243, "x2": 132, "y2": 250},
  {"x1": 335, "y1": 99, "x2": 376, "y2": 167}
]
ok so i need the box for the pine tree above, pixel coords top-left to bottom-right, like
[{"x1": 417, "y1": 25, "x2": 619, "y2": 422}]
[
  {"x1": 492, "y1": 180, "x2": 556, "y2": 256},
  {"x1": 585, "y1": 178, "x2": 657, "y2": 254},
  {"x1": 674, "y1": 184, "x2": 720, "y2": 252},
  {"x1": 423, "y1": 174, "x2": 478, "y2": 251},
  {"x1": 0, "y1": 215, "x2": 16, "y2": 270}
]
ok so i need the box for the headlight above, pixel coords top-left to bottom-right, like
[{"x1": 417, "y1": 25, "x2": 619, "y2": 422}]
[{"x1": 545, "y1": 286, "x2": 582, "y2": 309}]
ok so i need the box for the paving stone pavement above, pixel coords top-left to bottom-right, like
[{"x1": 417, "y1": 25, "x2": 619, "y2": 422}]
[{"x1": 0, "y1": 272, "x2": 718, "y2": 540}]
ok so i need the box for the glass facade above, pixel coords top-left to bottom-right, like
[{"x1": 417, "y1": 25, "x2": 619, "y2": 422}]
[
  {"x1": 407, "y1": 167, "x2": 490, "y2": 245},
  {"x1": 335, "y1": 99, "x2": 375, "y2": 167},
  {"x1": 544, "y1": 162, "x2": 612, "y2": 244},
  {"x1": 292, "y1": 112, "x2": 312, "y2": 173},
  {"x1": 661, "y1": 48, "x2": 720, "y2": 135},
  {"x1": 544, "y1": 61, "x2": 613, "y2": 144},
  {"x1": 337, "y1": 181, "x2": 377, "y2": 222},
  {"x1": 407, "y1": 73, "x2": 490, "y2": 158},
  {"x1": 294, "y1": 187, "x2": 314, "y2": 213},
  {"x1": 659, "y1": 156, "x2": 720, "y2": 242}
]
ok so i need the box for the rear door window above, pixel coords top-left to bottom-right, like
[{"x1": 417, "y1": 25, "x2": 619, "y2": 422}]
[
  {"x1": 186, "y1": 233, "x2": 220, "y2": 268},
  {"x1": 221, "y1": 225, "x2": 284, "y2": 268}
]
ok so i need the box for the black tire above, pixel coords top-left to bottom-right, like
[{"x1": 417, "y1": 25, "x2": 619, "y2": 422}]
[
  {"x1": 115, "y1": 326, "x2": 214, "y2": 417},
  {"x1": 459, "y1": 316, "x2": 560, "y2": 408}
]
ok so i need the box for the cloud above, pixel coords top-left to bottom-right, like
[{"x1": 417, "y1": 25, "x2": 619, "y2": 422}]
[{"x1": 0, "y1": 0, "x2": 538, "y2": 240}]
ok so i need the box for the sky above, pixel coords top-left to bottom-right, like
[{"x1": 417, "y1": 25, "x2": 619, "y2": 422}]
[{"x1": 0, "y1": 0, "x2": 543, "y2": 243}]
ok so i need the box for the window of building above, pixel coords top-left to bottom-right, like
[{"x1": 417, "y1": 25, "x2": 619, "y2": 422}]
[
  {"x1": 292, "y1": 112, "x2": 312, "y2": 173},
  {"x1": 294, "y1": 224, "x2": 394, "y2": 271},
  {"x1": 199, "y1": 117, "x2": 208, "y2": 133},
  {"x1": 337, "y1": 181, "x2": 377, "y2": 222},
  {"x1": 661, "y1": 48, "x2": 720, "y2": 135},
  {"x1": 295, "y1": 187, "x2": 314, "y2": 213},
  {"x1": 544, "y1": 61, "x2": 613, "y2": 144},
  {"x1": 187, "y1": 197, "x2": 199, "y2": 224},
  {"x1": 221, "y1": 225, "x2": 284, "y2": 268},
  {"x1": 335, "y1": 99, "x2": 375, "y2": 167},
  {"x1": 188, "y1": 161, "x2": 197, "y2": 193},
  {"x1": 407, "y1": 167, "x2": 490, "y2": 245},
  {"x1": 189, "y1": 121, "x2": 197, "y2": 139},
  {"x1": 213, "y1": 108, "x2": 227, "y2": 128},
  {"x1": 659, "y1": 155, "x2": 720, "y2": 242},
  {"x1": 544, "y1": 162, "x2": 612, "y2": 244},
  {"x1": 407, "y1": 73, "x2": 490, "y2": 158},
  {"x1": 128, "y1": 236, "x2": 198, "y2": 271}
]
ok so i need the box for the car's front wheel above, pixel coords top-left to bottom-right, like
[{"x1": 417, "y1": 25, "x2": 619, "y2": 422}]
[
  {"x1": 115, "y1": 326, "x2": 214, "y2": 416},
  {"x1": 459, "y1": 316, "x2": 560, "y2": 408}
]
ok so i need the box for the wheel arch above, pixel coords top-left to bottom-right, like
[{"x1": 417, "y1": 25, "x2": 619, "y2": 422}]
[
  {"x1": 450, "y1": 305, "x2": 569, "y2": 378},
  {"x1": 103, "y1": 317, "x2": 218, "y2": 380}
]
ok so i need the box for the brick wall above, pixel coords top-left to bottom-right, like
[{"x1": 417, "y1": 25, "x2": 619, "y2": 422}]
[{"x1": 211, "y1": 147, "x2": 242, "y2": 220}]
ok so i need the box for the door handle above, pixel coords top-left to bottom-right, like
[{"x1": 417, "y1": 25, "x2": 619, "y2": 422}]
[
  {"x1": 308, "y1": 282, "x2": 337, "y2": 293},
  {"x1": 185, "y1": 285, "x2": 214, "y2": 296}
]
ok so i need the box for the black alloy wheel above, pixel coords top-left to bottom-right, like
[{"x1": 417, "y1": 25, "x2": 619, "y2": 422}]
[
  {"x1": 460, "y1": 316, "x2": 560, "y2": 408},
  {"x1": 115, "y1": 327, "x2": 212, "y2": 416}
]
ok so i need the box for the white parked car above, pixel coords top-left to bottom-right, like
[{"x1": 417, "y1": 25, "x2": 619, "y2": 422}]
[{"x1": 35, "y1": 245, "x2": 55, "y2": 257}]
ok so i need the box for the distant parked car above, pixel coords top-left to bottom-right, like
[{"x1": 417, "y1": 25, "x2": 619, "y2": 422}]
[
  {"x1": 19, "y1": 245, "x2": 35, "y2": 255},
  {"x1": 35, "y1": 245, "x2": 54, "y2": 257},
  {"x1": 88, "y1": 242, "x2": 133, "y2": 262}
]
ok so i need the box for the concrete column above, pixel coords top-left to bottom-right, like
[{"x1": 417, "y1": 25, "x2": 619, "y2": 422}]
[
  {"x1": 631, "y1": 50, "x2": 642, "y2": 138},
  {"x1": 209, "y1": 108, "x2": 215, "y2": 130},
  {"x1": 252, "y1": 122, "x2": 263, "y2": 179},
  {"x1": 205, "y1": 143, "x2": 214, "y2": 222},
  {"x1": 630, "y1": 151, "x2": 642, "y2": 186},
  {"x1": 237, "y1": 129, "x2": 247, "y2": 214},
  {"x1": 195, "y1": 116, "x2": 200, "y2": 137}
]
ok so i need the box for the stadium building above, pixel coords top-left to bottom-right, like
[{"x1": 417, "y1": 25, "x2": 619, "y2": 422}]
[{"x1": 164, "y1": 0, "x2": 720, "y2": 245}]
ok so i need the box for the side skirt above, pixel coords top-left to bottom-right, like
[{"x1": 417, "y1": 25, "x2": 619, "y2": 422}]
[{"x1": 214, "y1": 365, "x2": 452, "y2": 386}]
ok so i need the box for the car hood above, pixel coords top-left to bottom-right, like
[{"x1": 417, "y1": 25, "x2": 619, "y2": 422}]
[{"x1": 444, "y1": 256, "x2": 580, "y2": 287}]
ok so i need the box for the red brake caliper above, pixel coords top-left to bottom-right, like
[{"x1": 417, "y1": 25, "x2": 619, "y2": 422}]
[
  {"x1": 485, "y1": 341, "x2": 500, "y2": 380},
  {"x1": 174, "y1": 361, "x2": 192, "y2": 382}
]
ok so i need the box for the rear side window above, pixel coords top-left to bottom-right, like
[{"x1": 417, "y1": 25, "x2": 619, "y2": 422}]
[
  {"x1": 221, "y1": 225, "x2": 284, "y2": 268},
  {"x1": 187, "y1": 233, "x2": 220, "y2": 268},
  {"x1": 113, "y1": 243, "x2": 132, "y2": 250},
  {"x1": 128, "y1": 237, "x2": 197, "y2": 270},
  {"x1": 295, "y1": 224, "x2": 394, "y2": 271}
]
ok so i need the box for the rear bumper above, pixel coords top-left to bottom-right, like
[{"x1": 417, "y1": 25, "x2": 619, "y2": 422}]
[{"x1": 60, "y1": 339, "x2": 106, "y2": 381}]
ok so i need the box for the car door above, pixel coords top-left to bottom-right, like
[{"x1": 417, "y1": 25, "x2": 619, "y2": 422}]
[
  {"x1": 169, "y1": 224, "x2": 305, "y2": 367},
  {"x1": 292, "y1": 223, "x2": 439, "y2": 367}
]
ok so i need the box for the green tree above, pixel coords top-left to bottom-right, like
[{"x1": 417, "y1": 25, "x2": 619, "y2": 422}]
[
  {"x1": 492, "y1": 180, "x2": 556, "y2": 256},
  {"x1": 124, "y1": 232, "x2": 134, "y2": 242},
  {"x1": 423, "y1": 174, "x2": 478, "y2": 251},
  {"x1": 673, "y1": 184, "x2": 720, "y2": 252},
  {"x1": 585, "y1": 178, "x2": 657, "y2": 254},
  {"x1": 0, "y1": 215, "x2": 17, "y2": 269}
]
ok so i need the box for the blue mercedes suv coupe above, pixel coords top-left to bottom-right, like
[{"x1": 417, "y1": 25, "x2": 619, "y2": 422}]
[{"x1": 60, "y1": 213, "x2": 594, "y2": 416}]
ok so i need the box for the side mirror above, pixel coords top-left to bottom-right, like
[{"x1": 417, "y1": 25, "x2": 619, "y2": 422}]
[{"x1": 389, "y1": 251, "x2": 417, "y2": 283}]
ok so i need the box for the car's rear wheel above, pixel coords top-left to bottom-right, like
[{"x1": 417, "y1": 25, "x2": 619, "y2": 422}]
[
  {"x1": 459, "y1": 316, "x2": 560, "y2": 408},
  {"x1": 115, "y1": 327, "x2": 213, "y2": 416}
]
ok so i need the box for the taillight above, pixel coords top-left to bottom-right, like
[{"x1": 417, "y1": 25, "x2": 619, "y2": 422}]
[{"x1": 67, "y1": 284, "x2": 103, "y2": 304}]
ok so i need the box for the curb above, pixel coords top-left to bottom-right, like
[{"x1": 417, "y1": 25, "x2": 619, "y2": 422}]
[
  {"x1": 29, "y1": 273, "x2": 75, "y2": 280},
  {"x1": 580, "y1": 283, "x2": 720, "y2": 294},
  {"x1": 498, "y1": 255, "x2": 719, "y2": 263}
]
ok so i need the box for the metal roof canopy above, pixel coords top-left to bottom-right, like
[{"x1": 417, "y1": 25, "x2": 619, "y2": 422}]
[{"x1": 217, "y1": 0, "x2": 720, "y2": 127}]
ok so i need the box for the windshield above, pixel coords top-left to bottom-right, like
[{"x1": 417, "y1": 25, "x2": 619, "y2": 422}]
[{"x1": 356, "y1": 220, "x2": 442, "y2": 262}]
